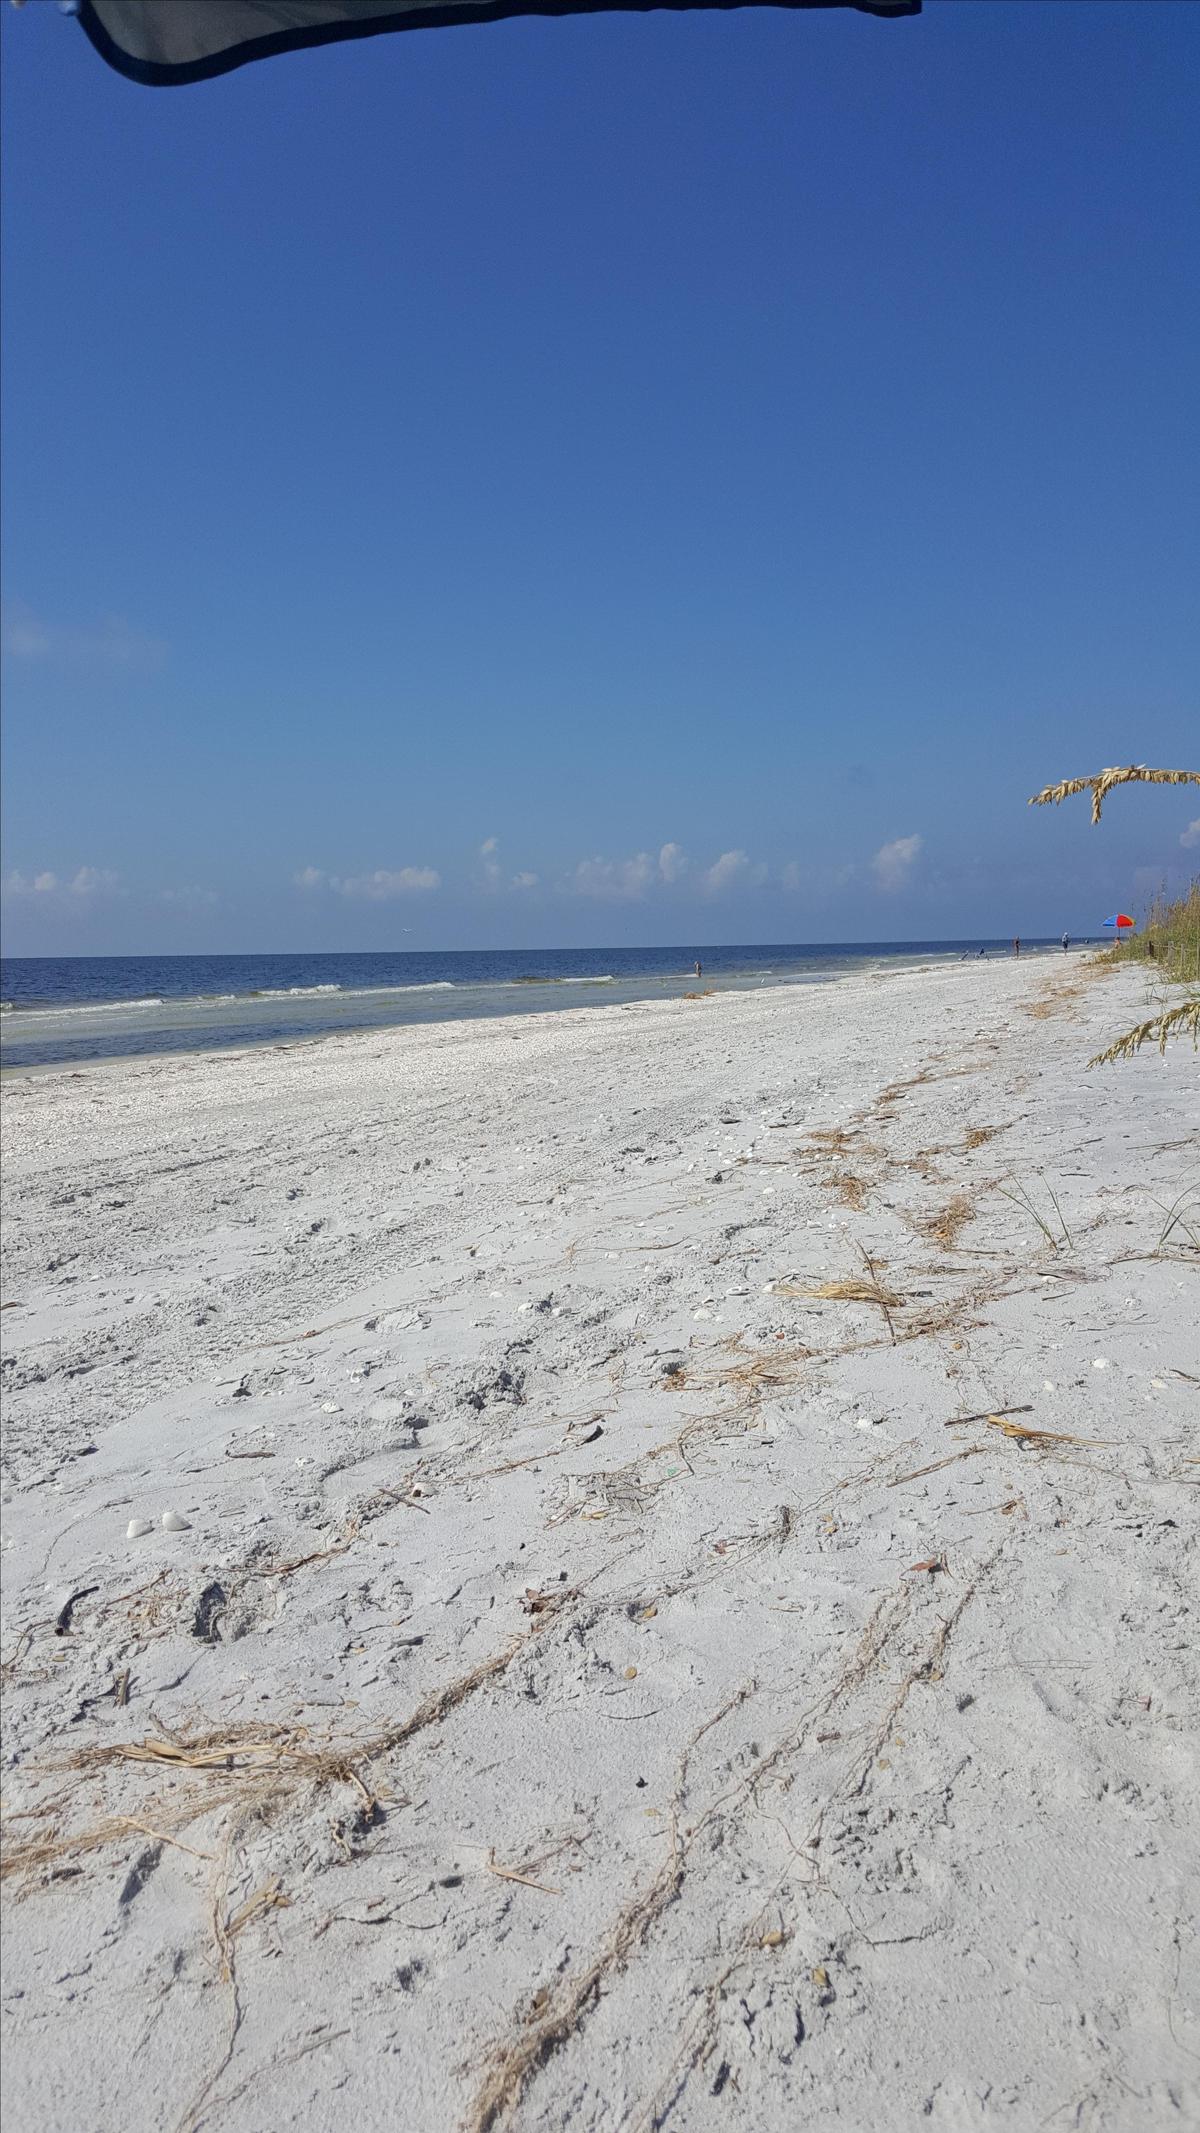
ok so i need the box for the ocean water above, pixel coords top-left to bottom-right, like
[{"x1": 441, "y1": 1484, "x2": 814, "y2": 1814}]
[{"x1": 0, "y1": 941, "x2": 1064, "y2": 1069}]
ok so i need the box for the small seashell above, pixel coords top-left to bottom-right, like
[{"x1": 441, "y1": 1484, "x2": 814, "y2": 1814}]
[
  {"x1": 1092, "y1": 1358, "x2": 1110, "y2": 1371},
  {"x1": 161, "y1": 1510, "x2": 191, "y2": 1532},
  {"x1": 126, "y1": 1518, "x2": 154, "y2": 1539}
]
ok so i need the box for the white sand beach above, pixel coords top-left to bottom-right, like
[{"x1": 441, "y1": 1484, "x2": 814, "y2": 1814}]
[{"x1": 1, "y1": 954, "x2": 1196, "y2": 2133}]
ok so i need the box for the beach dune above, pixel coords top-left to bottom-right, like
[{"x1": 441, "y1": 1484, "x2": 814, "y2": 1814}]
[{"x1": 1, "y1": 956, "x2": 1196, "y2": 2132}]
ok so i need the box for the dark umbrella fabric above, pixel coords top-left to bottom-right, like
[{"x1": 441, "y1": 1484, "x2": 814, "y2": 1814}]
[{"x1": 76, "y1": 0, "x2": 919, "y2": 88}]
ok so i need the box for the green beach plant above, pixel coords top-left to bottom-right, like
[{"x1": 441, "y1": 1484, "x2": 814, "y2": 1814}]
[{"x1": 997, "y1": 1174, "x2": 1073, "y2": 1253}]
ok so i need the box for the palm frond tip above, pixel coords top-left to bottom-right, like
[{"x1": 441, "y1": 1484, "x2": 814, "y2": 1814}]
[{"x1": 1028, "y1": 765, "x2": 1200, "y2": 825}]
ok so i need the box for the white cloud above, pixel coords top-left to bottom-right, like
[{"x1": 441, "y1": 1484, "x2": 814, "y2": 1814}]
[
  {"x1": 68, "y1": 866, "x2": 120, "y2": 897},
  {"x1": 3, "y1": 865, "x2": 120, "y2": 900},
  {"x1": 293, "y1": 865, "x2": 439, "y2": 898},
  {"x1": 337, "y1": 867, "x2": 440, "y2": 899},
  {"x1": 2, "y1": 871, "x2": 53, "y2": 897},
  {"x1": 3, "y1": 600, "x2": 166, "y2": 674},
  {"x1": 703, "y1": 849, "x2": 750, "y2": 894},
  {"x1": 478, "y1": 840, "x2": 540, "y2": 893},
  {"x1": 570, "y1": 853, "x2": 656, "y2": 901},
  {"x1": 161, "y1": 885, "x2": 219, "y2": 910},
  {"x1": 871, "y1": 834, "x2": 923, "y2": 892},
  {"x1": 1180, "y1": 818, "x2": 1200, "y2": 850},
  {"x1": 569, "y1": 845, "x2": 760, "y2": 900}
]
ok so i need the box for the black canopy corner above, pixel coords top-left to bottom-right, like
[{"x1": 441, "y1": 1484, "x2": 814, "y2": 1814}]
[{"x1": 76, "y1": 0, "x2": 920, "y2": 89}]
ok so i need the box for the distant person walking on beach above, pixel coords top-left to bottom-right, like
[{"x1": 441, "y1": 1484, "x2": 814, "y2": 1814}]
[
  {"x1": 1012, "y1": 937, "x2": 1021, "y2": 957},
  {"x1": 1061, "y1": 933, "x2": 1070, "y2": 952}
]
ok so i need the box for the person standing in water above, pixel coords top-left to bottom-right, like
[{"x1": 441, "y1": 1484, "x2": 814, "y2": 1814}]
[
  {"x1": 694, "y1": 960, "x2": 703, "y2": 979},
  {"x1": 1012, "y1": 937, "x2": 1021, "y2": 956}
]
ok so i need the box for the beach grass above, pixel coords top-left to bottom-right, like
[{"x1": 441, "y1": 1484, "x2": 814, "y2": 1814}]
[
  {"x1": 1089, "y1": 881, "x2": 1200, "y2": 1063},
  {"x1": 1096, "y1": 879, "x2": 1200, "y2": 984}
]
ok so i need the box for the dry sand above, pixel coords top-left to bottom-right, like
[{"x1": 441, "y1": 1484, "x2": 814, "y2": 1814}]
[{"x1": 1, "y1": 954, "x2": 1197, "y2": 2133}]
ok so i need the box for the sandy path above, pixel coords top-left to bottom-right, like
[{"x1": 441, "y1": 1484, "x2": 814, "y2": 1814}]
[{"x1": 1, "y1": 955, "x2": 1197, "y2": 2133}]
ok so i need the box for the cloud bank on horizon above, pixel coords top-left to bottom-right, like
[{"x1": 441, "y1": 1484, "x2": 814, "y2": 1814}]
[
  {"x1": 7, "y1": 804, "x2": 1199, "y2": 950},
  {"x1": 3, "y1": 833, "x2": 930, "y2": 933},
  {"x1": 284, "y1": 835, "x2": 920, "y2": 907}
]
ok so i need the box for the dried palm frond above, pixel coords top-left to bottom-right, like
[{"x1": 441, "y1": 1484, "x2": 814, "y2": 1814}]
[
  {"x1": 794, "y1": 1278, "x2": 902, "y2": 1307},
  {"x1": 916, "y1": 1192, "x2": 975, "y2": 1250},
  {"x1": 1089, "y1": 996, "x2": 1200, "y2": 1066},
  {"x1": 0, "y1": 1631, "x2": 541, "y2": 1884},
  {"x1": 1028, "y1": 764, "x2": 1199, "y2": 825}
]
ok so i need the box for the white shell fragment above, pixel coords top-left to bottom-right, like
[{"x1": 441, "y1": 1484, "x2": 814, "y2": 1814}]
[
  {"x1": 161, "y1": 1510, "x2": 192, "y2": 1532},
  {"x1": 126, "y1": 1518, "x2": 154, "y2": 1539}
]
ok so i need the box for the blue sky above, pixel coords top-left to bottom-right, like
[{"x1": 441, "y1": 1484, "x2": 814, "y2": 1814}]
[{"x1": 2, "y1": 0, "x2": 1197, "y2": 955}]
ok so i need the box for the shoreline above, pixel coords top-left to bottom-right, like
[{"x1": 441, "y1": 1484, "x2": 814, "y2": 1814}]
[
  {"x1": 0, "y1": 940, "x2": 1079, "y2": 1074},
  {"x1": 2, "y1": 953, "x2": 1195, "y2": 2132}
]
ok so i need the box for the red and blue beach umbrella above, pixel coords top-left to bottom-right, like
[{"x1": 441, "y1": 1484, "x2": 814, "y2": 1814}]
[{"x1": 1103, "y1": 914, "x2": 1135, "y2": 932}]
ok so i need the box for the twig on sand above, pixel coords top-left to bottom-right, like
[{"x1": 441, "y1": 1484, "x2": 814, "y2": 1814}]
[
  {"x1": 254, "y1": 1299, "x2": 417, "y2": 1350},
  {"x1": 484, "y1": 1850, "x2": 562, "y2": 1896},
  {"x1": 469, "y1": 1528, "x2": 1016, "y2": 2133},
  {"x1": 945, "y1": 1404, "x2": 1033, "y2": 1428},
  {"x1": 245, "y1": 1532, "x2": 357, "y2": 1577},
  {"x1": 985, "y1": 1415, "x2": 1107, "y2": 1448},
  {"x1": 888, "y1": 1448, "x2": 988, "y2": 1486},
  {"x1": 806, "y1": 1539, "x2": 1009, "y2": 1850},
  {"x1": 120, "y1": 1818, "x2": 215, "y2": 1861},
  {"x1": 467, "y1": 1685, "x2": 752, "y2": 2133},
  {"x1": 175, "y1": 1864, "x2": 290, "y2": 2133},
  {"x1": 859, "y1": 1245, "x2": 897, "y2": 1344}
]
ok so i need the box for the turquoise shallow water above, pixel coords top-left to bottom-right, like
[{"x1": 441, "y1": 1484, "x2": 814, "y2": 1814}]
[{"x1": 0, "y1": 940, "x2": 1068, "y2": 1068}]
